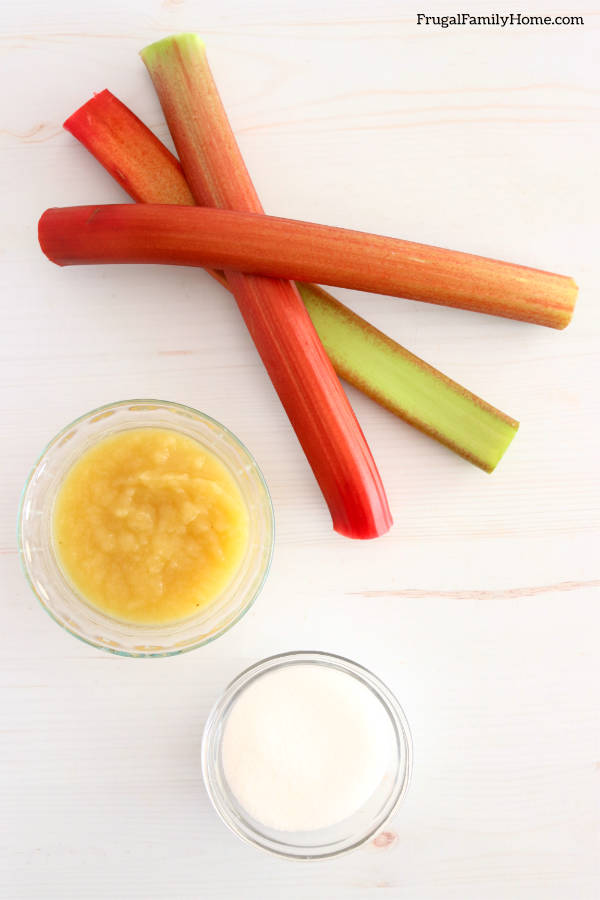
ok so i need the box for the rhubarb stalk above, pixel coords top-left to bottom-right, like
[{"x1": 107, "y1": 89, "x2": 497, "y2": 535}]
[
  {"x1": 139, "y1": 33, "x2": 391, "y2": 539},
  {"x1": 62, "y1": 89, "x2": 519, "y2": 472},
  {"x1": 38, "y1": 199, "x2": 578, "y2": 333}
]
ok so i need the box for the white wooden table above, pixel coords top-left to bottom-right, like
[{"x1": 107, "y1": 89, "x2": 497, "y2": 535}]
[{"x1": 2, "y1": 2, "x2": 599, "y2": 897}]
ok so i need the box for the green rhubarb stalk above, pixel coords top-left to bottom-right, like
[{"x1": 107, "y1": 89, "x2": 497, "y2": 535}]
[
  {"x1": 140, "y1": 34, "x2": 392, "y2": 539},
  {"x1": 298, "y1": 284, "x2": 519, "y2": 469},
  {"x1": 63, "y1": 89, "x2": 518, "y2": 471}
]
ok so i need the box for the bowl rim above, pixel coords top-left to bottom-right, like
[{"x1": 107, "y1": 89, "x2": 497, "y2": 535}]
[
  {"x1": 17, "y1": 398, "x2": 275, "y2": 658},
  {"x1": 201, "y1": 650, "x2": 413, "y2": 859}
]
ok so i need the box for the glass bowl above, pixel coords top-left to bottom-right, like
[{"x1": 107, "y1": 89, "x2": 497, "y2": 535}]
[
  {"x1": 201, "y1": 651, "x2": 412, "y2": 859},
  {"x1": 18, "y1": 399, "x2": 274, "y2": 657}
]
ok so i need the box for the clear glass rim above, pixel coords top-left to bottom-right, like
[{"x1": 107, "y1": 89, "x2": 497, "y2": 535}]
[
  {"x1": 17, "y1": 399, "x2": 275, "y2": 658},
  {"x1": 201, "y1": 650, "x2": 413, "y2": 860}
]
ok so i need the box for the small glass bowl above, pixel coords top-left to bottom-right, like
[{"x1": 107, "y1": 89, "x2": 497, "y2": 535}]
[
  {"x1": 201, "y1": 651, "x2": 412, "y2": 859},
  {"x1": 18, "y1": 399, "x2": 274, "y2": 657}
]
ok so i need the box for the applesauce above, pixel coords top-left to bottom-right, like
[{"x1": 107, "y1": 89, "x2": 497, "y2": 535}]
[{"x1": 52, "y1": 428, "x2": 249, "y2": 624}]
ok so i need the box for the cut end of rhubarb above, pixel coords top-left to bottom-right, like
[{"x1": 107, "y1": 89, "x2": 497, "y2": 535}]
[
  {"x1": 38, "y1": 209, "x2": 65, "y2": 266},
  {"x1": 556, "y1": 277, "x2": 578, "y2": 329},
  {"x1": 140, "y1": 33, "x2": 206, "y2": 69},
  {"x1": 63, "y1": 89, "x2": 109, "y2": 135},
  {"x1": 334, "y1": 507, "x2": 394, "y2": 540}
]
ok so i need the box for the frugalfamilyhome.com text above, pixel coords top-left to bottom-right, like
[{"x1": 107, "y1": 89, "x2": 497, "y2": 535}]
[{"x1": 416, "y1": 12, "x2": 584, "y2": 27}]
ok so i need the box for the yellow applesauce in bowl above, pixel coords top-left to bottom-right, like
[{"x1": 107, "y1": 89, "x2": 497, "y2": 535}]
[
  {"x1": 53, "y1": 428, "x2": 249, "y2": 625},
  {"x1": 18, "y1": 400, "x2": 274, "y2": 656}
]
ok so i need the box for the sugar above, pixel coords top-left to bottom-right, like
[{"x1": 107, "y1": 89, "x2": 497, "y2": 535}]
[{"x1": 221, "y1": 663, "x2": 394, "y2": 832}]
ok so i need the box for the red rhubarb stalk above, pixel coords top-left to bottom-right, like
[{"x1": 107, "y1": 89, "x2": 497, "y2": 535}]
[
  {"x1": 138, "y1": 33, "x2": 391, "y2": 538},
  {"x1": 63, "y1": 90, "x2": 519, "y2": 472},
  {"x1": 39, "y1": 199, "x2": 577, "y2": 330}
]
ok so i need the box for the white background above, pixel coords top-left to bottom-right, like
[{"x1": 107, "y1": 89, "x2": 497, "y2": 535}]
[{"x1": 2, "y1": 1, "x2": 599, "y2": 897}]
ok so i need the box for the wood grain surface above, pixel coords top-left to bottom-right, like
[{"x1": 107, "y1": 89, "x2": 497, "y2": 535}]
[{"x1": 1, "y1": 1, "x2": 599, "y2": 897}]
